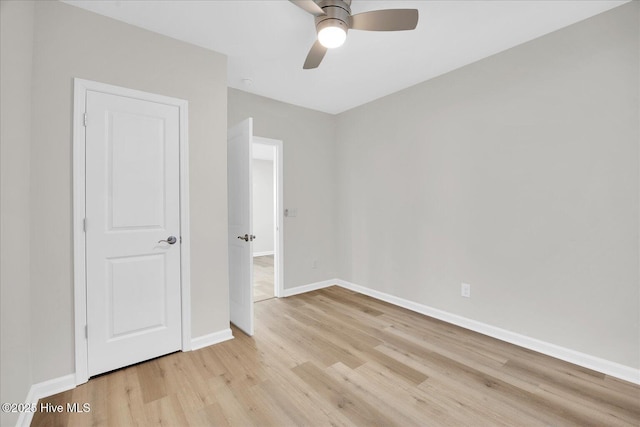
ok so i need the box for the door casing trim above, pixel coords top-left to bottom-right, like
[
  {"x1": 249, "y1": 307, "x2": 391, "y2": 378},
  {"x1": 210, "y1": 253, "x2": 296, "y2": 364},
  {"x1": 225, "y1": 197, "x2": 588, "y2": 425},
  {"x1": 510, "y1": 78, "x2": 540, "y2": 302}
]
[{"x1": 72, "y1": 78, "x2": 191, "y2": 385}]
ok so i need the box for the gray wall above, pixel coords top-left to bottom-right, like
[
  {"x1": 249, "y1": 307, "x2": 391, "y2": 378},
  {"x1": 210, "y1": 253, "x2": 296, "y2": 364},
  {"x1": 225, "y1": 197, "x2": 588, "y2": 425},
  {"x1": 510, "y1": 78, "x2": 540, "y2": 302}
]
[
  {"x1": 336, "y1": 2, "x2": 639, "y2": 368},
  {"x1": 0, "y1": 2, "x2": 35, "y2": 425},
  {"x1": 3, "y1": 0, "x2": 229, "y2": 395},
  {"x1": 228, "y1": 89, "x2": 338, "y2": 288},
  {"x1": 252, "y1": 159, "x2": 275, "y2": 255}
]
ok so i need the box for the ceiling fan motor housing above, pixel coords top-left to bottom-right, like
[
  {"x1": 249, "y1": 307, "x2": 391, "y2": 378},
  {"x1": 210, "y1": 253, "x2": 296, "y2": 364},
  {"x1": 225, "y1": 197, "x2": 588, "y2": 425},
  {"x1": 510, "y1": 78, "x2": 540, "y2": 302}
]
[{"x1": 315, "y1": 0, "x2": 352, "y2": 35}]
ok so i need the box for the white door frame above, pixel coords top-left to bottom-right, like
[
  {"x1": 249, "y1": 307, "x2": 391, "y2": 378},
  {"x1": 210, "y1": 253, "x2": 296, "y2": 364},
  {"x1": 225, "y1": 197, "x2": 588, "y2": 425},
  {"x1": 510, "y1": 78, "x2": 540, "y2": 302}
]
[
  {"x1": 253, "y1": 137, "x2": 284, "y2": 298},
  {"x1": 72, "y1": 78, "x2": 192, "y2": 385}
]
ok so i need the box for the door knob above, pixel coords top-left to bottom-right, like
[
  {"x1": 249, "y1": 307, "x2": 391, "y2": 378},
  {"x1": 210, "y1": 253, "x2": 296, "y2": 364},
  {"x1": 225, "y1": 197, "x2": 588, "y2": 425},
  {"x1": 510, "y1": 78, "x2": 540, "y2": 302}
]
[
  {"x1": 158, "y1": 236, "x2": 177, "y2": 245},
  {"x1": 237, "y1": 234, "x2": 256, "y2": 242}
]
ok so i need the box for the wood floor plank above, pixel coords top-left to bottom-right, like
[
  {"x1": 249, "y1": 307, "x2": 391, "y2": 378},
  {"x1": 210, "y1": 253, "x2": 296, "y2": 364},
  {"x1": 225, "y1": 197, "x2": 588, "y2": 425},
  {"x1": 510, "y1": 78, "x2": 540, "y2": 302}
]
[
  {"x1": 31, "y1": 286, "x2": 640, "y2": 427},
  {"x1": 225, "y1": 379, "x2": 295, "y2": 427},
  {"x1": 504, "y1": 357, "x2": 640, "y2": 421},
  {"x1": 65, "y1": 382, "x2": 95, "y2": 427},
  {"x1": 181, "y1": 402, "x2": 230, "y2": 427},
  {"x1": 186, "y1": 346, "x2": 229, "y2": 379},
  {"x1": 261, "y1": 305, "x2": 357, "y2": 369},
  {"x1": 316, "y1": 288, "x2": 385, "y2": 317},
  {"x1": 353, "y1": 361, "x2": 480, "y2": 427},
  {"x1": 208, "y1": 374, "x2": 257, "y2": 427},
  {"x1": 366, "y1": 346, "x2": 429, "y2": 385},
  {"x1": 327, "y1": 362, "x2": 435, "y2": 427},
  {"x1": 273, "y1": 301, "x2": 366, "y2": 369},
  {"x1": 31, "y1": 389, "x2": 70, "y2": 427},
  {"x1": 257, "y1": 361, "x2": 355, "y2": 427},
  {"x1": 136, "y1": 358, "x2": 169, "y2": 404},
  {"x1": 292, "y1": 361, "x2": 394, "y2": 426},
  {"x1": 256, "y1": 379, "x2": 325, "y2": 426},
  {"x1": 143, "y1": 394, "x2": 190, "y2": 426},
  {"x1": 158, "y1": 351, "x2": 218, "y2": 412},
  {"x1": 104, "y1": 368, "x2": 140, "y2": 427}
]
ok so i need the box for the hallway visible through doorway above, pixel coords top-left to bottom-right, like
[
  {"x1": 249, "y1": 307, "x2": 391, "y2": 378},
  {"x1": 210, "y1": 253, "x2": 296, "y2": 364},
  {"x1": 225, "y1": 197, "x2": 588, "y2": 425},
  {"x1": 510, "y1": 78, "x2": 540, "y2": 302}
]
[{"x1": 253, "y1": 255, "x2": 274, "y2": 302}]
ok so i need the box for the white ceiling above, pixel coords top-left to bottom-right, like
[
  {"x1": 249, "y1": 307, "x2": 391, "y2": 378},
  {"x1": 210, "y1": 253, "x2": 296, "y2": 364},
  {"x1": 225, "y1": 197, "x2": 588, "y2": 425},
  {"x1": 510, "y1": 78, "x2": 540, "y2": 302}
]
[{"x1": 63, "y1": 0, "x2": 628, "y2": 114}]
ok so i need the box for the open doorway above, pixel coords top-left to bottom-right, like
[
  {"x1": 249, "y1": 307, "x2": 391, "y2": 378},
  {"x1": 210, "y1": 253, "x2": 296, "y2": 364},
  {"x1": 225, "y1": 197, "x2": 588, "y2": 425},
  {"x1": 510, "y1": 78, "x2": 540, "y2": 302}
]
[
  {"x1": 252, "y1": 137, "x2": 283, "y2": 302},
  {"x1": 228, "y1": 119, "x2": 283, "y2": 335}
]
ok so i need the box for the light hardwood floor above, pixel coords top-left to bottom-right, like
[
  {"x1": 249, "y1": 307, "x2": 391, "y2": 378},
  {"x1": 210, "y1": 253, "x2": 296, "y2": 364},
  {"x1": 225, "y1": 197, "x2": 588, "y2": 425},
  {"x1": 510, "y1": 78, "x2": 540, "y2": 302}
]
[
  {"x1": 32, "y1": 286, "x2": 639, "y2": 426},
  {"x1": 253, "y1": 255, "x2": 274, "y2": 302}
]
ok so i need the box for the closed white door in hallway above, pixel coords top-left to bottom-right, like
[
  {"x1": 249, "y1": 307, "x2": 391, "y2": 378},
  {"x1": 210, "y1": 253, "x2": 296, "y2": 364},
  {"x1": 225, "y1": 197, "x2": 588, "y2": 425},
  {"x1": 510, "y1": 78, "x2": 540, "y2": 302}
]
[{"x1": 85, "y1": 89, "x2": 182, "y2": 376}]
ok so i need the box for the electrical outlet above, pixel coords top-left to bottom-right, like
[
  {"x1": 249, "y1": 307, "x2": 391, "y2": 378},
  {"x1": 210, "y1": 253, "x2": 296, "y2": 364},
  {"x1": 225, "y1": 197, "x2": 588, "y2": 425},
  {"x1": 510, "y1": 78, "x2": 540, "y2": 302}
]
[
  {"x1": 461, "y1": 283, "x2": 471, "y2": 298},
  {"x1": 311, "y1": 259, "x2": 318, "y2": 269}
]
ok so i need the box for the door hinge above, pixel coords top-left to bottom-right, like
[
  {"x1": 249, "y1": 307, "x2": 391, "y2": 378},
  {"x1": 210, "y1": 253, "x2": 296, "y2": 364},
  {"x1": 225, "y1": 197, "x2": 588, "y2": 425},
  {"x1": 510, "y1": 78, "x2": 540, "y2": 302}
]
[
  {"x1": 84, "y1": 325, "x2": 88, "y2": 339},
  {"x1": 180, "y1": 236, "x2": 182, "y2": 244},
  {"x1": 83, "y1": 113, "x2": 87, "y2": 127},
  {"x1": 83, "y1": 218, "x2": 87, "y2": 232}
]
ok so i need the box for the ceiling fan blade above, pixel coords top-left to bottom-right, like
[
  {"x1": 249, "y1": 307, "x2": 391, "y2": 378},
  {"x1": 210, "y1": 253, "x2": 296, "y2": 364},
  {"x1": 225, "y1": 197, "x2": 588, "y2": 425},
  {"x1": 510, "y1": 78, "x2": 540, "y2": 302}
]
[
  {"x1": 303, "y1": 40, "x2": 327, "y2": 69},
  {"x1": 350, "y1": 9, "x2": 419, "y2": 31},
  {"x1": 290, "y1": 0, "x2": 325, "y2": 16}
]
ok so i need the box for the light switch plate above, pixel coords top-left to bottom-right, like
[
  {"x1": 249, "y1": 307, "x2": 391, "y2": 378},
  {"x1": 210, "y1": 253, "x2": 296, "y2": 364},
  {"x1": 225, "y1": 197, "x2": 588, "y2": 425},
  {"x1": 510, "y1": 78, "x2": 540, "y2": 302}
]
[
  {"x1": 285, "y1": 208, "x2": 297, "y2": 217},
  {"x1": 461, "y1": 283, "x2": 471, "y2": 298}
]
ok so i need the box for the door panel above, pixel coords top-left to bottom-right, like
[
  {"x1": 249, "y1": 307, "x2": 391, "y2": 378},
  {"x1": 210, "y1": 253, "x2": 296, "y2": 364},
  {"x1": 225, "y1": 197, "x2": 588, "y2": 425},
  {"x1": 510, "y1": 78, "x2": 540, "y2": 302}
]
[
  {"x1": 86, "y1": 90, "x2": 181, "y2": 376},
  {"x1": 109, "y1": 111, "x2": 166, "y2": 229},
  {"x1": 228, "y1": 118, "x2": 254, "y2": 336},
  {"x1": 108, "y1": 254, "x2": 166, "y2": 337}
]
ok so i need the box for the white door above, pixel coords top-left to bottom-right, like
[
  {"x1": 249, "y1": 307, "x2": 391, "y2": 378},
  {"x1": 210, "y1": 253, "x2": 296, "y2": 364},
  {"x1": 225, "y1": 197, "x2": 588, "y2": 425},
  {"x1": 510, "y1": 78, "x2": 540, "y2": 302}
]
[
  {"x1": 85, "y1": 90, "x2": 182, "y2": 376},
  {"x1": 228, "y1": 118, "x2": 254, "y2": 336}
]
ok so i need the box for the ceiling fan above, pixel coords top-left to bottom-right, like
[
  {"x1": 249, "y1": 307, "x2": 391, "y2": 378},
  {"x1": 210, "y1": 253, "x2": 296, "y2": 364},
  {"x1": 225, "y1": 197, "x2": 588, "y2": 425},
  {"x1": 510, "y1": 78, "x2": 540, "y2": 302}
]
[{"x1": 290, "y1": 0, "x2": 419, "y2": 69}]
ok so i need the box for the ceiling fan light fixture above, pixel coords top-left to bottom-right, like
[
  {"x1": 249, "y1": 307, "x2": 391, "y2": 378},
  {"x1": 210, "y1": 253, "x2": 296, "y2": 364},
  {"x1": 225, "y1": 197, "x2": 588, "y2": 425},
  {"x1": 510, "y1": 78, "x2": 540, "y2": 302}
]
[
  {"x1": 292, "y1": 0, "x2": 419, "y2": 69},
  {"x1": 318, "y1": 26, "x2": 346, "y2": 48},
  {"x1": 317, "y1": 20, "x2": 347, "y2": 48}
]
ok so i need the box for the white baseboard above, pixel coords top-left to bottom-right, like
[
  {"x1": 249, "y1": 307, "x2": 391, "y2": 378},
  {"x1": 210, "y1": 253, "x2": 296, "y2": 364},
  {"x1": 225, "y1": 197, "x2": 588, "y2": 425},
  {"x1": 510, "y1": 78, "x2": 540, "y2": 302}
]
[
  {"x1": 191, "y1": 328, "x2": 234, "y2": 351},
  {"x1": 17, "y1": 374, "x2": 76, "y2": 427},
  {"x1": 282, "y1": 279, "x2": 336, "y2": 297},
  {"x1": 253, "y1": 251, "x2": 274, "y2": 257},
  {"x1": 14, "y1": 329, "x2": 234, "y2": 426},
  {"x1": 333, "y1": 279, "x2": 639, "y2": 385},
  {"x1": 280, "y1": 277, "x2": 640, "y2": 384}
]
